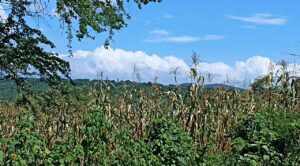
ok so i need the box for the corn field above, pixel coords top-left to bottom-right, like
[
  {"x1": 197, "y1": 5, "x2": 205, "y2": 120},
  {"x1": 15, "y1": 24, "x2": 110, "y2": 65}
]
[{"x1": 0, "y1": 60, "x2": 299, "y2": 165}]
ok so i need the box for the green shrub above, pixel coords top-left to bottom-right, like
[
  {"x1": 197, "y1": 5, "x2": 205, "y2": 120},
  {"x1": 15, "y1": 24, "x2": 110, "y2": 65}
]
[
  {"x1": 81, "y1": 109, "x2": 110, "y2": 165},
  {"x1": 0, "y1": 112, "x2": 48, "y2": 166},
  {"x1": 147, "y1": 118, "x2": 196, "y2": 166},
  {"x1": 229, "y1": 109, "x2": 300, "y2": 166},
  {"x1": 47, "y1": 140, "x2": 84, "y2": 165},
  {"x1": 111, "y1": 126, "x2": 159, "y2": 166}
]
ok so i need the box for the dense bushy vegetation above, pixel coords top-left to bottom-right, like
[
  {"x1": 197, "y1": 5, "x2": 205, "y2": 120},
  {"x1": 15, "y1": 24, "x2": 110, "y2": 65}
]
[{"x1": 0, "y1": 61, "x2": 299, "y2": 165}]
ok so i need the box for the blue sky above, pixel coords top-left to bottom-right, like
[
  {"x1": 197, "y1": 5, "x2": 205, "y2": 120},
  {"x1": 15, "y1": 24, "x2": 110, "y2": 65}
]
[
  {"x1": 1, "y1": 0, "x2": 300, "y2": 85},
  {"x1": 50, "y1": 0, "x2": 300, "y2": 63}
]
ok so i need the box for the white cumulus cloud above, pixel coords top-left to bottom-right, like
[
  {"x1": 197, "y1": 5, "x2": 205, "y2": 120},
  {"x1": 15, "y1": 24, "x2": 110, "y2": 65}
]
[
  {"x1": 199, "y1": 56, "x2": 300, "y2": 86},
  {"x1": 62, "y1": 47, "x2": 190, "y2": 83},
  {"x1": 62, "y1": 47, "x2": 300, "y2": 86},
  {"x1": 198, "y1": 56, "x2": 273, "y2": 84}
]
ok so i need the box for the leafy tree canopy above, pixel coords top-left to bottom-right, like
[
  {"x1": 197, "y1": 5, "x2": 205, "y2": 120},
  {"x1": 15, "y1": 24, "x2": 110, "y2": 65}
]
[{"x1": 0, "y1": 0, "x2": 161, "y2": 86}]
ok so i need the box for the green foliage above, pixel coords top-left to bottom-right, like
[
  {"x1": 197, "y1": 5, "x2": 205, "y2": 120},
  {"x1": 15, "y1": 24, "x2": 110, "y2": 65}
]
[
  {"x1": 111, "y1": 127, "x2": 159, "y2": 165},
  {"x1": 0, "y1": 1, "x2": 70, "y2": 86},
  {"x1": 81, "y1": 109, "x2": 110, "y2": 165},
  {"x1": 229, "y1": 110, "x2": 300, "y2": 166},
  {"x1": 0, "y1": 112, "x2": 48, "y2": 165},
  {"x1": 147, "y1": 118, "x2": 196, "y2": 165},
  {"x1": 47, "y1": 140, "x2": 84, "y2": 165},
  {"x1": 55, "y1": 0, "x2": 162, "y2": 47}
]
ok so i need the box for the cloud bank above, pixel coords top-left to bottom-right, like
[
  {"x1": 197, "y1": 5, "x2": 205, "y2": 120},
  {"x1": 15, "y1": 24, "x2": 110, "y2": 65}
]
[
  {"x1": 62, "y1": 47, "x2": 190, "y2": 84},
  {"x1": 62, "y1": 47, "x2": 300, "y2": 85}
]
